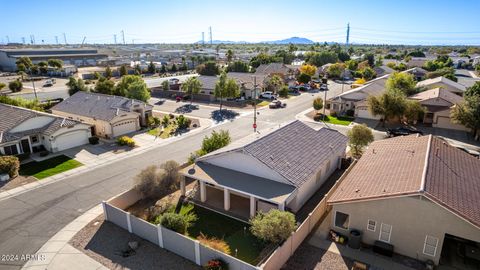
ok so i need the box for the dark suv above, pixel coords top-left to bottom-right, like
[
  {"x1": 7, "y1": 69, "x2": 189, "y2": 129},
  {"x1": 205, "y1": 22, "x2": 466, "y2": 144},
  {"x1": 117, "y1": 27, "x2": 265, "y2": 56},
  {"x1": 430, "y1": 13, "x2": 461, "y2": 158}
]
[{"x1": 386, "y1": 127, "x2": 424, "y2": 137}]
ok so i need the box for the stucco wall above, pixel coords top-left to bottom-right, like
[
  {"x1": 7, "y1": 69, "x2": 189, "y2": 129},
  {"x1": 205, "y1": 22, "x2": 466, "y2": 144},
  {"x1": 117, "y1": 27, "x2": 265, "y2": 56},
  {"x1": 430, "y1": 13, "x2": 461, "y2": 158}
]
[{"x1": 331, "y1": 196, "x2": 480, "y2": 264}]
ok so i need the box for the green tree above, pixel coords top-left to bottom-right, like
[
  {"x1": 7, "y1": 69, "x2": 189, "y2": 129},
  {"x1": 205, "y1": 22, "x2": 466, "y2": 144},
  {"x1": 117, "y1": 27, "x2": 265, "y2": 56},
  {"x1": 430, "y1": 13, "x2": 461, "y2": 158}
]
[
  {"x1": 67, "y1": 77, "x2": 88, "y2": 96},
  {"x1": 119, "y1": 64, "x2": 128, "y2": 77},
  {"x1": 115, "y1": 75, "x2": 145, "y2": 97},
  {"x1": 226, "y1": 49, "x2": 234, "y2": 62},
  {"x1": 278, "y1": 85, "x2": 289, "y2": 98},
  {"x1": 200, "y1": 130, "x2": 231, "y2": 153},
  {"x1": 345, "y1": 59, "x2": 358, "y2": 71},
  {"x1": 313, "y1": 97, "x2": 323, "y2": 114},
  {"x1": 358, "y1": 66, "x2": 376, "y2": 80},
  {"x1": 338, "y1": 51, "x2": 350, "y2": 62},
  {"x1": 297, "y1": 73, "x2": 311, "y2": 84},
  {"x1": 347, "y1": 124, "x2": 374, "y2": 158},
  {"x1": 451, "y1": 94, "x2": 480, "y2": 139},
  {"x1": 8, "y1": 80, "x2": 23, "y2": 92},
  {"x1": 327, "y1": 63, "x2": 345, "y2": 79},
  {"x1": 226, "y1": 61, "x2": 249, "y2": 72},
  {"x1": 105, "y1": 66, "x2": 113, "y2": 78},
  {"x1": 16, "y1": 57, "x2": 33, "y2": 70},
  {"x1": 404, "y1": 100, "x2": 426, "y2": 124},
  {"x1": 367, "y1": 88, "x2": 407, "y2": 126},
  {"x1": 182, "y1": 77, "x2": 202, "y2": 105},
  {"x1": 38, "y1": 61, "x2": 48, "y2": 74},
  {"x1": 170, "y1": 64, "x2": 178, "y2": 72},
  {"x1": 161, "y1": 80, "x2": 170, "y2": 91},
  {"x1": 160, "y1": 64, "x2": 167, "y2": 73},
  {"x1": 386, "y1": 72, "x2": 417, "y2": 95},
  {"x1": 196, "y1": 61, "x2": 219, "y2": 76},
  {"x1": 265, "y1": 75, "x2": 284, "y2": 93},
  {"x1": 0, "y1": 82, "x2": 5, "y2": 90},
  {"x1": 299, "y1": 64, "x2": 317, "y2": 77},
  {"x1": 214, "y1": 72, "x2": 240, "y2": 111},
  {"x1": 305, "y1": 51, "x2": 338, "y2": 67},
  {"x1": 465, "y1": 81, "x2": 480, "y2": 97},
  {"x1": 128, "y1": 81, "x2": 151, "y2": 102},
  {"x1": 148, "y1": 61, "x2": 156, "y2": 74},
  {"x1": 94, "y1": 77, "x2": 115, "y2": 95},
  {"x1": 363, "y1": 53, "x2": 375, "y2": 67},
  {"x1": 47, "y1": 59, "x2": 63, "y2": 69},
  {"x1": 250, "y1": 209, "x2": 296, "y2": 244}
]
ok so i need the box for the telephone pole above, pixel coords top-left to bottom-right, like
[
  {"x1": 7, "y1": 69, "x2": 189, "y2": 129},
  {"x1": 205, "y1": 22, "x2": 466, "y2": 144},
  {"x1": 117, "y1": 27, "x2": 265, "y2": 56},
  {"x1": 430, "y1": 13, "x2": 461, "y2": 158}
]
[
  {"x1": 253, "y1": 76, "x2": 258, "y2": 133},
  {"x1": 55, "y1": 36, "x2": 59, "y2": 44},
  {"x1": 121, "y1": 30, "x2": 125, "y2": 45},
  {"x1": 346, "y1": 23, "x2": 350, "y2": 47},
  {"x1": 22, "y1": 37, "x2": 26, "y2": 44},
  {"x1": 63, "y1": 33, "x2": 67, "y2": 44}
]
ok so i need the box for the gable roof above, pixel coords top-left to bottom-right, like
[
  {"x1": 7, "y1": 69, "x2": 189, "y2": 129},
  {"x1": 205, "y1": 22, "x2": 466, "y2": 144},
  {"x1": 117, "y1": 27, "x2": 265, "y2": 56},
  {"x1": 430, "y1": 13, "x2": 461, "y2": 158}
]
[
  {"x1": 254, "y1": 63, "x2": 293, "y2": 75},
  {"x1": 409, "y1": 87, "x2": 463, "y2": 105},
  {"x1": 0, "y1": 104, "x2": 79, "y2": 144},
  {"x1": 200, "y1": 120, "x2": 348, "y2": 188},
  {"x1": 328, "y1": 135, "x2": 480, "y2": 228},
  {"x1": 52, "y1": 91, "x2": 153, "y2": 122},
  {"x1": 227, "y1": 72, "x2": 267, "y2": 89},
  {"x1": 416, "y1": 76, "x2": 467, "y2": 92}
]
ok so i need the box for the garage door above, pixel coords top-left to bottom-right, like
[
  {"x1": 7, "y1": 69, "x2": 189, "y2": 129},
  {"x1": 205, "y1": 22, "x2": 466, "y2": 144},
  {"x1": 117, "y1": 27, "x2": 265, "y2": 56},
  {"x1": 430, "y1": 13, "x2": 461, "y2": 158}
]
[
  {"x1": 112, "y1": 120, "x2": 137, "y2": 137},
  {"x1": 55, "y1": 131, "x2": 89, "y2": 152},
  {"x1": 356, "y1": 108, "x2": 381, "y2": 120}
]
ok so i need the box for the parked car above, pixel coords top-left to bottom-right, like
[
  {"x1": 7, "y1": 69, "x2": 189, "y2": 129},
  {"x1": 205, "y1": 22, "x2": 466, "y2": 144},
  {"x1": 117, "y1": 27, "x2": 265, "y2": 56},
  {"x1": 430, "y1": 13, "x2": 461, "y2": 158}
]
[
  {"x1": 260, "y1": 91, "x2": 277, "y2": 100},
  {"x1": 319, "y1": 84, "x2": 328, "y2": 91},
  {"x1": 386, "y1": 127, "x2": 424, "y2": 137},
  {"x1": 269, "y1": 100, "x2": 286, "y2": 109},
  {"x1": 43, "y1": 79, "x2": 56, "y2": 87}
]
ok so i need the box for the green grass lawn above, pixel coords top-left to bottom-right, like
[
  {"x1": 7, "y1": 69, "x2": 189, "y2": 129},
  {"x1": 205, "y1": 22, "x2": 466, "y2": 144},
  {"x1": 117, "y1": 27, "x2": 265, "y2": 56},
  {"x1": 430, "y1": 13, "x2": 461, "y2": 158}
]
[
  {"x1": 179, "y1": 203, "x2": 266, "y2": 265},
  {"x1": 317, "y1": 115, "x2": 354, "y2": 126},
  {"x1": 19, "y1": 155, "x2": 83, "y2": 179}
]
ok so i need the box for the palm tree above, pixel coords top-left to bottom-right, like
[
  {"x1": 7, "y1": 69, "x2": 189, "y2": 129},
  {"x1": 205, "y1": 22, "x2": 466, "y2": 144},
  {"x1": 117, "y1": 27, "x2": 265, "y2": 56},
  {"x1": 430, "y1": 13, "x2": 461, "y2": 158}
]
[{"x1": 183, "y1": 77, "x2": 202, "y2": 105}]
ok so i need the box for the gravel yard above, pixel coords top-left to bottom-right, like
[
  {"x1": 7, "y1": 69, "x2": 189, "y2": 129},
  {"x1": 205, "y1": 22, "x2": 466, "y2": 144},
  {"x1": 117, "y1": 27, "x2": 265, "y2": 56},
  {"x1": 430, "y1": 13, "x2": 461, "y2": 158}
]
[
  {"x1": 282, "y1": 243, "x2": 354, "y2": 270},
  {"x1": 0, "y1": 175, "x2": 36, "y2": 191},
  {"x1": 70, "y1": 215, "x2": 201, "y2": 270}
]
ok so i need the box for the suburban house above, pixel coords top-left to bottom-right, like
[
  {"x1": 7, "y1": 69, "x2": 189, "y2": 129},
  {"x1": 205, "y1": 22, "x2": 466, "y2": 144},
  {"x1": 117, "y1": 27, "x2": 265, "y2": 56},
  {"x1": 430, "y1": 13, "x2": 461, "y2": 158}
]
[
  {"x1": 328, "y1": 135, "x2": 480, "y2": 267},
  {"x1": 407, "y1": 57, "x2": 428, "y2": 68},
  {"x1": 180, "y1": 120, "x2": 347, "y2": 219},
  {"x1": 254, "y1": 63, "x2": 296, "y2": 80},
  {"x1": 51, "y1": 91, "x2": 153, "y2": 139},
  {"x1": 409, "y1": 88, "x2": 468, "y2": 131},
  {"x1": 416, "y1": 76, "x2": 466, "y2": 95},
  {"x1": 0, "y1": 104, "x2": 91, "y2": 155},
  {"x1": 193, "y1": 73, "x2": 267, "y2": 101}
]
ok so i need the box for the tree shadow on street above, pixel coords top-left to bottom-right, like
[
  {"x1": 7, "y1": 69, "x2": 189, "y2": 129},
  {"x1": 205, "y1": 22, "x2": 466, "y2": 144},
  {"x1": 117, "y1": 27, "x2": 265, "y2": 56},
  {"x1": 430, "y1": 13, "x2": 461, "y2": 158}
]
[
  {"x1": 175, "y1": 104, "x2": 199, "y2": 114},
  {"x1": 211, "y1": 109, "x2": 239, "y2": 123}
]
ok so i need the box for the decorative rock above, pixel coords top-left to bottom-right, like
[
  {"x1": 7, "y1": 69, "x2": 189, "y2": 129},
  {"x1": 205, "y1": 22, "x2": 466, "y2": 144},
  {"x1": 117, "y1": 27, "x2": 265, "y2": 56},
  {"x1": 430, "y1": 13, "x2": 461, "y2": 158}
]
[
  {"x1": 128, "y1": 241, "x2": 139, "y2": 250},
  {"x1": 0, "y1": 173, "x2": 10, "y2": 182}
]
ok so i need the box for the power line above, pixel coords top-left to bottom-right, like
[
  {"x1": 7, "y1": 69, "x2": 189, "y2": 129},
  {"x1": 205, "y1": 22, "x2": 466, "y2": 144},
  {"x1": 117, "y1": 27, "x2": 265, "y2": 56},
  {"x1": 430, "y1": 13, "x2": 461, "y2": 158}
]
[{"x1": 354, "y1": 26, "x2": 480, "y2": 34}]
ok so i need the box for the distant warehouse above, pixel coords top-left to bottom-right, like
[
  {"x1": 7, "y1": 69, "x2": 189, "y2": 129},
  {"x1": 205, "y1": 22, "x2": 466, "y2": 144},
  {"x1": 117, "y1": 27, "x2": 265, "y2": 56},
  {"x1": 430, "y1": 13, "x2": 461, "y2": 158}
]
[{"x1": 0, "y1": 48, "x2": 108, "y2": 72}]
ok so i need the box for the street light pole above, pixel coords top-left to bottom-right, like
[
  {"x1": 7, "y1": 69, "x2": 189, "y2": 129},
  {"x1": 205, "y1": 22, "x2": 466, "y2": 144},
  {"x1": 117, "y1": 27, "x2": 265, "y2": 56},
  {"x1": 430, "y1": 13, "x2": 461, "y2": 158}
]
[
  {"x1": 253, "y1": 76, "x2": 257, "y2": 133},
  {"x1": 322, "y1": 77, "x2": 328, "y2": 121},
  {"x1": 29, "y1": 68, "x2": 38, "y2": 100}
]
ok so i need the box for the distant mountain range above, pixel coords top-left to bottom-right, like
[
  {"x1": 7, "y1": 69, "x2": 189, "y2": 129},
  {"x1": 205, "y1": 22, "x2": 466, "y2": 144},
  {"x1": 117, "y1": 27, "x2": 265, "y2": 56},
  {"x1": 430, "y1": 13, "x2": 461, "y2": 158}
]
[{"x1": 197, "y1": 37, "x2": 315, "y2": 45}]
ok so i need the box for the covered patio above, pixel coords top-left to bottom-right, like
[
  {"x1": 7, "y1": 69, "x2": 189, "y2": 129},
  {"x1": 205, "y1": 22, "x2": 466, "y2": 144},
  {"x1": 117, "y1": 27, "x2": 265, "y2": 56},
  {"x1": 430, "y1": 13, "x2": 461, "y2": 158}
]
[{"x1": 180, "y1": 162, "x2": 297, "y2": 220}]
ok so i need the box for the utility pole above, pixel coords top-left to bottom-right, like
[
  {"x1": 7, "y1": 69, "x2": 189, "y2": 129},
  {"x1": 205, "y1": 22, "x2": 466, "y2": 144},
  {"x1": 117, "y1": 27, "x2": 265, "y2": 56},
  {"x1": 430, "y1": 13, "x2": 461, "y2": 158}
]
[
  {"x1": 121, "y1": 30, "x2": 125, "y2": 45},
  {"x1": 31, "y1": 35, "x2": 35, "y2": 45},
  {"x1": 322, "y1": 77, "x2": 328, "y2": 121},
  {"x1": 346, "y1": 23, "x2": 350, "y2": 47},
  {"x1": 114, "y1": 34, "x2": 117, "y2": 44},
  {"x1": 201, "y1": 32, "x2": 205, "y2": 46},
  {"x1": 55, "y1": 36, "x2": 59, "y2": 44},
  {"x1": 209, "y1": 26, "x2": 212, "y2": 45},
  {"x1": 253, "y1": 76, "x2": 258, "y2": 133},
  {"x1": 6, "y1": 36, "x2": 9, "y2": 44},
  {"x1": 22, "y1": 37, "x2": 26, "y2": 44},
  {"x1": 63, "y1": 33, "x2": 67, "y2": 44}
]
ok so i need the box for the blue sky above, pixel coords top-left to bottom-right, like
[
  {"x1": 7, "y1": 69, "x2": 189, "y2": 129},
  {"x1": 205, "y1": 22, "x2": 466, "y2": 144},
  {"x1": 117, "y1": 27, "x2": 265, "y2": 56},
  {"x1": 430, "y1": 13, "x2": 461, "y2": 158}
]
[{"x1": 1, "y1": 0, "x2": 479, "y2": 45}]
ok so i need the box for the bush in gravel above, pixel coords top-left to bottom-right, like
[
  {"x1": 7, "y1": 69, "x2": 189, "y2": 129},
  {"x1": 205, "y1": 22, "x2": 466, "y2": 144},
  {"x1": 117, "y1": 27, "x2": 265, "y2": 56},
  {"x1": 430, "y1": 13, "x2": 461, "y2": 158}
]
[
  {"x1": 204, "y1": 258, "x2": 229, "y2": 270},
  {"x1": 176, "y1": 115, "x2": 191, "y2": 130},
  {"x1": 0, "y1": 156, "x2": 20, "y2": 178},
  {"x1": 8, "y1": 80, "x2": 23, "y2": 92},
  {"x1": 116, "y1": 136, "x2": 135, "y2": 147},
  {"x1": 250, "y1": 209, "x2": 296, "y2": 244}
]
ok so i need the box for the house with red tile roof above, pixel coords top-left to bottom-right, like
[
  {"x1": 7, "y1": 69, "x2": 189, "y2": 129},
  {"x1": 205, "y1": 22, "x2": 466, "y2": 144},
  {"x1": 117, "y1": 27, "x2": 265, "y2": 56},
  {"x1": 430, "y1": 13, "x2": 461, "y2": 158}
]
[{"x1": 327, "y1": 135, "x2": 480, "y2": 267}]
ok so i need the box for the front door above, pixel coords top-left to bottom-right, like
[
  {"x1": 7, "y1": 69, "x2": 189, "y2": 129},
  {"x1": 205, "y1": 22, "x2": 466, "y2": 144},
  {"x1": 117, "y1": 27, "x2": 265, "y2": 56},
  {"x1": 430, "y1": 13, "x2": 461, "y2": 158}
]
[{"x1": 20, "y1": 139, "x2": 31, "y2": 154}]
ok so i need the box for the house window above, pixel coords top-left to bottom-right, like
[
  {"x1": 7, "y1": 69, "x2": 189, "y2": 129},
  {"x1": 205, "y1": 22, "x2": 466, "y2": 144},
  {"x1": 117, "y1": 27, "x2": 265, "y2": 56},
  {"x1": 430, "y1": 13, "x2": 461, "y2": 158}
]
[
  {"x1": 31, "y1": 136, "x2": 38, "y2": 143},
  {"x1": 423, "y1": 235, "x2": 439, "y2": 257},
  {"x1": 379, "y1": 223, "x2": 392, "y2": 243},
  {"x1": 3, "y1": 145, "x2": 19, "y2": 155},
  {"x1": 367, "y1": 220, "x2": 376, "y2": 232},
  {"x1": 334, "y1": 211, "x2": 349, "y2": 230}
]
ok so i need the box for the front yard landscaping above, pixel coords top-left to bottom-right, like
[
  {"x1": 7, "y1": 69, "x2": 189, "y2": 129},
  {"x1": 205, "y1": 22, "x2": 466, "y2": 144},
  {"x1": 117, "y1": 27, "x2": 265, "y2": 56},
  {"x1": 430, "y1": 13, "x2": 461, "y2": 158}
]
[
  {"x1": 147, "y1": 113, "x2": 199, "y2": 139},
  {"x1": 19, "y1": 155, "x2": 83, "y2": 179},
  {"x1": 178, "y1": 202, "x2": 267, "y2": 265},
  {"x1": 318, "y1": 115, "x2": 354, "y2": 126}
]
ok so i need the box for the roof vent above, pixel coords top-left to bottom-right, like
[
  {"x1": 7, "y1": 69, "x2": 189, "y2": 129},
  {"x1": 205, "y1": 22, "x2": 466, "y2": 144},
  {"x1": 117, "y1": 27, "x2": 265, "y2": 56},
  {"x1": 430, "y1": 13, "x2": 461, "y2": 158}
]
[
  {"x1": 436, "y1": 147, "x2": 440, "y2": 157},
  {"x1": 372, "y1": 149, "x2": 376, "y2": 154},
  {"x1": 355, "y1": 189, "x2": 360, "y2": 193}
]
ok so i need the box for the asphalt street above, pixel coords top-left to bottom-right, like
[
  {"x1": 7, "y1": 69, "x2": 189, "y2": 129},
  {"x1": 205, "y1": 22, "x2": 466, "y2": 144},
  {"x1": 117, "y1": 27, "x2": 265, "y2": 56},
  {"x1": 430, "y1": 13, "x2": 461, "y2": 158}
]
[{"x1": 0, "y1": 90, "x2": 324, "y2": 270}]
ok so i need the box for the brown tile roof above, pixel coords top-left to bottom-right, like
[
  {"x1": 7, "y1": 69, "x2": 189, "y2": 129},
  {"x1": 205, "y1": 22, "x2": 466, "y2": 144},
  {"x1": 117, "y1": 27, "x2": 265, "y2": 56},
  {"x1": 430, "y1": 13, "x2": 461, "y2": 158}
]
[
  {"x1": 328, "y1": 135, "x2": 480, "y2": 228},
  {"x1": 409, "y1": 87, "x2": 463, "y2": 105}
]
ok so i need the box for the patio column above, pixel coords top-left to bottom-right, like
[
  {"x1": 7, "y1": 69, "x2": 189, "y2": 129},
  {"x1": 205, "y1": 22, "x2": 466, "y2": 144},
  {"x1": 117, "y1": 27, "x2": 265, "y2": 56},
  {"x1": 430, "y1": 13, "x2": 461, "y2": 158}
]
[
  {"x1": 278, "y1": 202, "x2": 285, "y2": 211},
  {"x1": 224, "y1": 188, "x2": 230, "y2": 211},
  {"x1": 250, "y1": 196, "x2": 256, "y2": 217},
  {"x1": 180, "y1": 177, "x2": 186, "y2": 196},
  {"x1": 200, "y1": 181, "x2": 206, "y2": 202}
]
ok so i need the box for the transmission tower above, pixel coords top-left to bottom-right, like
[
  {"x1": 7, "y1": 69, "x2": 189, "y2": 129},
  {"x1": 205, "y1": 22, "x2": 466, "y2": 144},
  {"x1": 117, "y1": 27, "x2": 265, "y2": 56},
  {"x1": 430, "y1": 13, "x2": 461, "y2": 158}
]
[{"x1": 121, "y1": 30, "x2": 125, "y2": 45}]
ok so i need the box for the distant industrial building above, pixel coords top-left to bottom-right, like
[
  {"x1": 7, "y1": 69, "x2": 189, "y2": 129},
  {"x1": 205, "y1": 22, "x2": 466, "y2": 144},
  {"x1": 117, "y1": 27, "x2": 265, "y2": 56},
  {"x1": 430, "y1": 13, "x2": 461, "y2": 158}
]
[{"x1": 0, "y1": 48, "x2": 108, "y2": 72}]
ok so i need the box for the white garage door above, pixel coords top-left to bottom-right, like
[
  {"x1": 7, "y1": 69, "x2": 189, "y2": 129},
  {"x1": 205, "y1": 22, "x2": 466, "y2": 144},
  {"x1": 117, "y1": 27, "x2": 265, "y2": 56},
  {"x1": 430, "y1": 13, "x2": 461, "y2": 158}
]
[
  {"x1": 112, "y1": 120, "x2": 137, "y2": 137},
  {"x1": 55, "y1": 131, "x2": 89, "y2": 152},
  {"x1": 356, "y1": 108, "x2": 381, "y2": 120}
]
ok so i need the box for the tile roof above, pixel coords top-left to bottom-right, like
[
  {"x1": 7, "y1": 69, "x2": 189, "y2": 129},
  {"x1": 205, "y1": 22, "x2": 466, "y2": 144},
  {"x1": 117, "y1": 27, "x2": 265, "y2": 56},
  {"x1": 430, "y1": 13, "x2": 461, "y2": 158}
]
[
  {"x1": 416, "y1": 76, "x2": 467, "y2": 92},
  {"x1": 254, "y1": 63, "x2": 293, "y2": 75},
  {"x1": 0, "y1": 104, "x2": 79, "y2": 143},
  {"x1": 200, "y1": 120, "x2": 348, "y2": 188},
  {"x1": 51, "y1": 91, "x2": 153, "y2": 121},
  {"x1": 409, "y1": 87, "x2": 463, "y2": 105},
  {"x1": 329, "y1": 135, "x2": 480, "y2": 228}
]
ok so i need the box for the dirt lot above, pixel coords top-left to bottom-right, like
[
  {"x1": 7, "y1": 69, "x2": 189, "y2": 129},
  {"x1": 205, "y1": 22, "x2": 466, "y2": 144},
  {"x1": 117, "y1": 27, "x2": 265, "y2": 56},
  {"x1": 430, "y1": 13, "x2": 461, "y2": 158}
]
[
  {"x1": 70, "y1": 215, "x2": 201, "y2": 270},
  {"x1": 0, "y1": 175, "x2": 36, "y2": 192},
  {"x1": 282, "y1": 243, "x2": 354, "y2": 270}
]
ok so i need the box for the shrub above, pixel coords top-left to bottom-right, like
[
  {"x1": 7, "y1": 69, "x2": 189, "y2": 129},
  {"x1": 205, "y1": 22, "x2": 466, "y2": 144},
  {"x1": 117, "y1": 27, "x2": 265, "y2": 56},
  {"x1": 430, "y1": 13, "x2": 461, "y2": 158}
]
[
  {"x1": 203, "y1": 258, "x2": 229, "y2": 270},
  {"x1": 117, "y1": 136, "x2": 135, "y2": 147},
  {"x1": 9, "y1": 80, "x2": 23, "y2": 92},
  {"x1": 0, "y1": 156, "x2": 20, "y2": 178},
  {"x1": 134, "y1": 161, "x2": 180, "y2": 199},
  {"x1": 161, "y1": 115, "x2": 170, "y2": 127},
  {"x1": 176, "y1": 115, "x2": 191, "y2": 130},
  {"x1": 250, "y1": 209, "x2": 296, "y2": 244},
  {"x1": 201, "y1": 130, "x2": 231, "y2": 153},
  {"x1": 278, "y1": 85, "x2": 289, "y2": 98},
  {"x1": 198, "y1": 233, "x2": 231, "y2": 255},
  {"x1": 347, "y1": 124, "x2": 374, "y2": 158},
  {"x1": 88, "y1": 136, "x2": 99, "y2": 145},
  {"x1": 157, "y1": 211, "x2": 197, "y2": 234}
]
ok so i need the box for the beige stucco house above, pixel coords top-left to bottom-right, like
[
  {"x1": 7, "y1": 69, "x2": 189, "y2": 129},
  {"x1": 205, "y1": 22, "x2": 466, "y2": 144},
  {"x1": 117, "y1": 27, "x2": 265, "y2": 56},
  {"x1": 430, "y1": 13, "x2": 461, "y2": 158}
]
[
  {"x1": 416, "y1": 76, "x2": 466, "y2": 95},
  {"x1": 328, "y1": 135, "x2": 480, "y2": 267},
  {"x1": 409, "y1": 87, "x2": 468, "y2": 131},
  {"x1": 180, "y1": 121, "x2": 347, "y2": 220},
  {"x1": 51, "y1": 91, "x2": 153, "y2": 139},
  {"x1": 0, "y1": 104, "x2": 91, "y2": 155}
]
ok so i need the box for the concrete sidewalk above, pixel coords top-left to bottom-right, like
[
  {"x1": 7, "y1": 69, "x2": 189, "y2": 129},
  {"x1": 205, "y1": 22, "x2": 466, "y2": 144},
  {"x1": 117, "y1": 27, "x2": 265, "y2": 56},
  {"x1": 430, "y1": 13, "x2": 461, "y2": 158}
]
[
  {"x1": 22, "y1": 204, "x2": 105, "y2": 270},
  {"x1": 0, "y1": 116, "x2": 213, "y2": 203}
]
